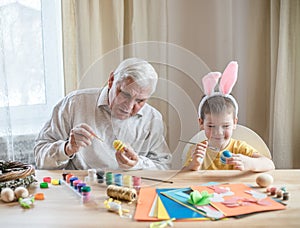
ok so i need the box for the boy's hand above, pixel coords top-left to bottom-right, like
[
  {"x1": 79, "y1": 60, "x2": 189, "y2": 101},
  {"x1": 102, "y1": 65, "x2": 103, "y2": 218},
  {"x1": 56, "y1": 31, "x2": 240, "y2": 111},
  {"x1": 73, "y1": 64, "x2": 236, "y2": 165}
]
[
  {"x1": 227, "y1": 154, "x2": 253, "y2": 171},
  {"x1": 188, "y1": 141, "x2": 208, "y2": 171}
]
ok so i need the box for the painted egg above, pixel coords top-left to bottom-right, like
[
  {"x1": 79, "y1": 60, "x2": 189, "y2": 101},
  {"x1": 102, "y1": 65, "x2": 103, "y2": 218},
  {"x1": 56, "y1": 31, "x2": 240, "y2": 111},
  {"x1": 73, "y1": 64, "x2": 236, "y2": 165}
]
[
  {"x1": 220, "y1": 150, "x2": 232, "y2": 164},
  {"x1": 256, "y1": 173, "x2": 274, "y2": 187},
  {"x1": 113, "y1": 140, "x2": 125, "y2": 151}
]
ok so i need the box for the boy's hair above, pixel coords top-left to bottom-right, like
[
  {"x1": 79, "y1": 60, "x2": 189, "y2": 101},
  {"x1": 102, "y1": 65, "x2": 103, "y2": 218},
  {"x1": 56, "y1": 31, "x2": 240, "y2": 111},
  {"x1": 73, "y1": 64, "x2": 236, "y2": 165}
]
[
  {"x1": 199, "y1": 95, "x2": 237, "y2": 120},
  {"x1": 198, "y1": 61, "x2": 239, "y2": 119}
]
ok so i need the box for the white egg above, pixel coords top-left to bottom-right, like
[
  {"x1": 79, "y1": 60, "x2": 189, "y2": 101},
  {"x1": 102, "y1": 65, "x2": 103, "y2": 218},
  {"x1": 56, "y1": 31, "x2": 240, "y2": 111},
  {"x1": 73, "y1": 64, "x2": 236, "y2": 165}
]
[
  {"x1": 256, "y1": 173, "x2": 274, "y2": 187},
  {"x1": 14, "y1": 186, "x2": 29, "y2": 199},
  {"x1": 1, "y1": 188, "x2": 15, "y2": 202}
]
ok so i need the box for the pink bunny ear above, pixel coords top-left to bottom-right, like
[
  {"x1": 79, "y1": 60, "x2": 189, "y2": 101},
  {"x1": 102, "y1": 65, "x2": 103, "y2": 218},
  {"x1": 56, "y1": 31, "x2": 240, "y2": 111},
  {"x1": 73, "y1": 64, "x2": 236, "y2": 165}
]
[
  {"x1": 202, "y1": 72, "x2": 221, "y2": 95},
  {"x1": 219, "y1": 61, "x2": 238, "y2": 95}
]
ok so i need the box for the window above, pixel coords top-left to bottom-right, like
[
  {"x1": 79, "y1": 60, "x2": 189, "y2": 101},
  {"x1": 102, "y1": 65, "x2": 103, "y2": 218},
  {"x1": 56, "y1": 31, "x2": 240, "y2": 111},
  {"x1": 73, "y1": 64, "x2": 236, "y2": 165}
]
[
  {"x1": 0, "y1": 0, "x2": 63, "y2": 163},
  {"x1": 0, "y1": 0, "x2": 63, "y2": 135}
]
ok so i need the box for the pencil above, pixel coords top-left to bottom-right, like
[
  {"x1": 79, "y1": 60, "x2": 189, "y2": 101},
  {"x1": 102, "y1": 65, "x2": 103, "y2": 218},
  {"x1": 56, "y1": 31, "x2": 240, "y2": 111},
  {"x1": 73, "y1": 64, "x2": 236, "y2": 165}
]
[{"x1": 141, "y1": 177, "x2": 173, "y2": 184}]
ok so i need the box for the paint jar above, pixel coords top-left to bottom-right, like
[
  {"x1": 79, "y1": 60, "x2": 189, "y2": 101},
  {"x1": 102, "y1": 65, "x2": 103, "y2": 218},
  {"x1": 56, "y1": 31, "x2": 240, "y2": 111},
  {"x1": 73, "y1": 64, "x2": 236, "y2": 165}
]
[
  {"x1": 65, "y1": 174, "x2": 74, "y2": 183},
  {"x1": 81, "y1": 186, "x2": 91, "y2": 203},
  {"x1": 106, "y1": 172, "x2": 114, "y2": 186},
  {"x1": 73, "y1": 180, "x2": 82, "y2": 190},
  {"x1": 133, "y1": 176, "x2": 141, "y2": 192},
  {"x1": 123, "y1": 175, "x2": 133, "y2": 188},
  {"x1": 69, "y1": 176, "x2": 79, "y2": 187},
  {"x1": 43, "y1": 176, "x2": 52, "y2": 183},
  {"x1": 114, "y1": 173, "x2": 123, "y2": 186},
  {"x1": 96, "y1": 169, "x2": 105, "y2": 184},
  {"x1": 62, "y1": 172, "x2": 70, "y2": 181},
  {"x1": 77, "y1": 183, "x2": 86, "y2": 193},
  {"x1": 51, "y1": 179, "x2": 60, "y2": 185}
]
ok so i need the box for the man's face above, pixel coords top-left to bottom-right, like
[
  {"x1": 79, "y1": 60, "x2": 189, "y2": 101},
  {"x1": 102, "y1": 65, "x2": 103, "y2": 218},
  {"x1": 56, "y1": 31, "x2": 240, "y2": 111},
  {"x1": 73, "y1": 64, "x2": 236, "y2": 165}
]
[{"x1": 108, "y1": 74, "x2": 151, "y2": 120}]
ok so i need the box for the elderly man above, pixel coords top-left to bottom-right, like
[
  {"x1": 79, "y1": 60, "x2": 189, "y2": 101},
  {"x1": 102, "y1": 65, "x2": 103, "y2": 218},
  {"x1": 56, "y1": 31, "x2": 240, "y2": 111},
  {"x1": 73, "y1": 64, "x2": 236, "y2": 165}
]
[{"x1": 34, "y1": 58, "x2": 172, "y2": 170}]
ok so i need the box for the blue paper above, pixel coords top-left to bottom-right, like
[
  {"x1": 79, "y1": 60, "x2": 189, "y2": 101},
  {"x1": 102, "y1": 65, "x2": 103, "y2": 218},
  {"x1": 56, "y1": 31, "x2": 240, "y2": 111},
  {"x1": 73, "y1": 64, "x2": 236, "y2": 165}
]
[{"x1": 156, "y1": 188, "x2": 207, "y2": 220}]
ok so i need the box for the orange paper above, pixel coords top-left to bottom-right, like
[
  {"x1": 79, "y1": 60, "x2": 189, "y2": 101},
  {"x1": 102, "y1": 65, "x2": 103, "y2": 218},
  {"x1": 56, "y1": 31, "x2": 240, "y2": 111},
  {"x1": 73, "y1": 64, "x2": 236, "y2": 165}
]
[
  {"x1": 192, "y1": 183, "x2": 286, "y2": 217},
  {"x1": 134, "y1": 187, "x2": 160, "y2": 221}
]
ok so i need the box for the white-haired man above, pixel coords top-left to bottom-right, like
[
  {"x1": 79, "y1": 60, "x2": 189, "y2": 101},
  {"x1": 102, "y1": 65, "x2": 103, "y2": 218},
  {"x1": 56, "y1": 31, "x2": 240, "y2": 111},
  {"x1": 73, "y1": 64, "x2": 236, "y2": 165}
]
[{"x1": 34, "y1": 58, "x2": 172, "y2": 170}]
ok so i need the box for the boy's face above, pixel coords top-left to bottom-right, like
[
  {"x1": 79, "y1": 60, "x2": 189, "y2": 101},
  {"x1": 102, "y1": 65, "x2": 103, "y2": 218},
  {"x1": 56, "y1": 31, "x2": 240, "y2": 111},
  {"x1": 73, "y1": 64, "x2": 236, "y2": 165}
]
[{"x1": 199, "y1": 112, "x2": 237, "y2": 150}]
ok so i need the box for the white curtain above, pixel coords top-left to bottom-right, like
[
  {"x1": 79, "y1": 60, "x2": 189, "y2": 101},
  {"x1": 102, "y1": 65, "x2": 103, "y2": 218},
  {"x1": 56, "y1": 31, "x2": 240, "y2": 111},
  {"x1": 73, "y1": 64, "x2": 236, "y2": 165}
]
[
  {"x1": 0, "y1": 1, "x2": 40, "y2": 164},
  {"x1": 0, "y1": 0, "x2": 63, "y2": 165},
  {"x1": 270, "y1": 0, "x2": 300, "y2": 168},
  {"x1": 0, "y1": 79, "x2": 13, "y2": 161},
  {"x1": 62, "y1": 0, "x2": 168, "y2": 92},
  {"x1": 62, "y1": 0, "x2": 300, "y2": 169}
]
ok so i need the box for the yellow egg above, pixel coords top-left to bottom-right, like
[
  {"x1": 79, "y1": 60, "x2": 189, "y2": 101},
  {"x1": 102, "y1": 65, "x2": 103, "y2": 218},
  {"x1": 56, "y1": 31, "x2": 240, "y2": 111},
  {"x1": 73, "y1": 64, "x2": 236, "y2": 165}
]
[
  {"x1": 256, "y1": 173, "x2": 274, "y2": 187},
  {"x1": 113, "y1": 140, "x2": 125, "y2": 152}
]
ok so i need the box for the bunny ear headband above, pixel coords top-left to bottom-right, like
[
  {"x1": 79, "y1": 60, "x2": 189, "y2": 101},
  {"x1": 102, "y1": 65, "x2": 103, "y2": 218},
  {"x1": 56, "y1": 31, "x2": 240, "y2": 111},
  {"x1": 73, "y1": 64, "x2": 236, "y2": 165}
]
[{"x1": 198, "y1": 61, "x2": 239, "y2": 118}]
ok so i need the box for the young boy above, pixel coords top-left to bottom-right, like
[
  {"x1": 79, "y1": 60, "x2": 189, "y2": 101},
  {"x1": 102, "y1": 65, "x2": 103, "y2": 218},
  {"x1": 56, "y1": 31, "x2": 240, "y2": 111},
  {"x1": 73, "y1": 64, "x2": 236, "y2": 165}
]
[{"x1": 183, "y1": 61, "x2": 275, "y2": 172}]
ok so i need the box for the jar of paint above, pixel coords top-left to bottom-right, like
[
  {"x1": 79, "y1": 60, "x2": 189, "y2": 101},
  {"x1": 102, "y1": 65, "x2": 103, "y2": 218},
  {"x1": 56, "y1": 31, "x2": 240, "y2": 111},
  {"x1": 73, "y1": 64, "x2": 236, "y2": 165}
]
[{"x1": 81, "y1": 186, "x2": 91, "y2": 203}]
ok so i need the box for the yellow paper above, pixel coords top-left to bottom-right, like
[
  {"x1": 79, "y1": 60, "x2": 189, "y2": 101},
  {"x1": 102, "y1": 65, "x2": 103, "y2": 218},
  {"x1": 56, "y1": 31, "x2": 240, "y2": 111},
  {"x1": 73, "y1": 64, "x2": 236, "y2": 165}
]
[{"x1": 157, "y1": 196, "x2": 170, "y2": 219}]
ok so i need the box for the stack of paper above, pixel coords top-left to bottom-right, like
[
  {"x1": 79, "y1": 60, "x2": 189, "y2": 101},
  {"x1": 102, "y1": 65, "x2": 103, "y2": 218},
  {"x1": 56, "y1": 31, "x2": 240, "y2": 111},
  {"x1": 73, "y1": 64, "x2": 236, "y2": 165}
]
[
  {"x1": 134, "y1": 187, "x2": 210, "y2": 221},
  {"x1": 134, "y1": 183, "x2": 286, "y2": 221}
]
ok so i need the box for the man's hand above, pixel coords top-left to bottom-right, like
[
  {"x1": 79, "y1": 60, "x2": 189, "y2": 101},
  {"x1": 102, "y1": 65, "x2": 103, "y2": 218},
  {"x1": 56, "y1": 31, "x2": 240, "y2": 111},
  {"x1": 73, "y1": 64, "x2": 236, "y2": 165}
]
[
  {"x1": 65, "y1": 123, "x2": 96, "y2": 157},
  {"x1": 115, "y1": 144, "x2": 139, "y2": 169}
]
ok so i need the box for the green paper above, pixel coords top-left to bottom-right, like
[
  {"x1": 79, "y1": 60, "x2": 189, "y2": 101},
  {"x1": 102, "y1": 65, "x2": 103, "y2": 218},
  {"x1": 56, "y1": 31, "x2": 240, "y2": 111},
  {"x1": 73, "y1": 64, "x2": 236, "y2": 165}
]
[{"x1": 188, "y1": 190, "x2": 212, "y2": 206}]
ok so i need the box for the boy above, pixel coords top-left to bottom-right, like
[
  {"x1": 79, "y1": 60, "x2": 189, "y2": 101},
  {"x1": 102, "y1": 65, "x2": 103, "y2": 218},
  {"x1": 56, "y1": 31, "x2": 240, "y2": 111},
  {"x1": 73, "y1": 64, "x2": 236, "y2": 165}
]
[{"x1": 183, "y1": 61, "x2": 275, "y2": 172}]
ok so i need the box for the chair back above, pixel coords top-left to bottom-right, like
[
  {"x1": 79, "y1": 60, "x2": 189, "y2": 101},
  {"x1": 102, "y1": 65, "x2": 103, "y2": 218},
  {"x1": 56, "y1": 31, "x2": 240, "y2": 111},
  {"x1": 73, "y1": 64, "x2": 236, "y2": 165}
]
[{"x1": 181, "y1": 124, "x2": 271, "y2": 166}]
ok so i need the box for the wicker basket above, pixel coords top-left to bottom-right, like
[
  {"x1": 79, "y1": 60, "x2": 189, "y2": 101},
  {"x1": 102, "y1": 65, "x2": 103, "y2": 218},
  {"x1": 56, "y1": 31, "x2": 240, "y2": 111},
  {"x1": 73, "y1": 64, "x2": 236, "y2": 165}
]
[{"x1": 0, "y1": 160, "x2": 36, "y2": 192}]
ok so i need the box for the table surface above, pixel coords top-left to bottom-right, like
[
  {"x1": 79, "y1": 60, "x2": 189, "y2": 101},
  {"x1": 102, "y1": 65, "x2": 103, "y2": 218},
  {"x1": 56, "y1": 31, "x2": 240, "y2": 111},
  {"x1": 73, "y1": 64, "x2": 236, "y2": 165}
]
[{"x1": 1, "y1": 169, "x2": 300, "y2": 227}]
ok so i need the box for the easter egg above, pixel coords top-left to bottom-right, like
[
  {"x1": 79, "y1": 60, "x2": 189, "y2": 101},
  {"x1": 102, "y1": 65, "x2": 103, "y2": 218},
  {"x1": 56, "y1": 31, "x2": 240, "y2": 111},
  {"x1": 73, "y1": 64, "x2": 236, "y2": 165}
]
[
  {"x1": 14, "y1": 186, "x2": 29, "y2": 199},
  {"x1": 113, "y1": 140, "x2": 125, "y2": 151},
  {"x1": 220, "y1": 150, "x2": 232, "y2": 164},
  {"x1": 1, "y1": 188, "x2": 15, "y2": 202},
  {"x1": 256, "y1": 173, "x2": 274, "y2": 187}
]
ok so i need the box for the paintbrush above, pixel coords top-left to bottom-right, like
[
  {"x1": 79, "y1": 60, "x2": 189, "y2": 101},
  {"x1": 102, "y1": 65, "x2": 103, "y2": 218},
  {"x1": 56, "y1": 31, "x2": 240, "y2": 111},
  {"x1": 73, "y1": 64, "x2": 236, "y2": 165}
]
[
  {"x1": 141, "y1": 177, "x2": 173, "y2": 184},
  {"x1": 179, "y1": 139, "x2": 219, "y2": 151},
  {"x1": 91, "y1": 133, "x2": 104, "y2": 142},
  {"x1": 178, "y1": 139, "x2": 197, "y2": 145}
]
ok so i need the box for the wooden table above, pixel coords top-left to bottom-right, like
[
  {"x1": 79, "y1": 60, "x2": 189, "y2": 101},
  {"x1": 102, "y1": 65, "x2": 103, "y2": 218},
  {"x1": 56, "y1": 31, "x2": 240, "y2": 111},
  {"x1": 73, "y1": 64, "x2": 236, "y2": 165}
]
[{"x1": 1, "y1": 169, "x2": 300, "y2": 227}]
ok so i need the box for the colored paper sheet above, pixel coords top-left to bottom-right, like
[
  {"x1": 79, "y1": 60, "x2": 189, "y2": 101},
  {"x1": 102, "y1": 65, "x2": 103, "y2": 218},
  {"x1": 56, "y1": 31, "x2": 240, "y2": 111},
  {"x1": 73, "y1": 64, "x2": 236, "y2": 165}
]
[
  {"x1": 148, "y1": 195, "x2": 158, "y2": 217},
  {"x1": 160, "y1": 187, "x2": 223, "y2": 220},
  {"x1": 157, "y1": 195, "x2": 170, "y2": 219},
  {"x1": 192, "y1": 183, "x2": 286, "y2": 217},
  {"x1": 134, "y1": 187, "x2": 160, "y2": 221},
  {"x1": 156, "y1": 188, "x2": 208, "y2": 220}
]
